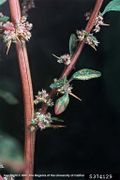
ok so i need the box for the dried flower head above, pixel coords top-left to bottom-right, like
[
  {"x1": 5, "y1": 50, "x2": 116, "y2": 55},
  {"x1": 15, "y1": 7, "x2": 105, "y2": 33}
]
[
  {"x1": 2, "y1": 16, "x2": 32, "y2": 53},
  {"x1": 34, "y1": 89, "x2": 54, "y2": 107},
  {"x1": 76, "y1": 30, "x2": 99, "y2": 50},
  {"x1": 52, "y1": 53, "x2": 71, "y2": 65}
]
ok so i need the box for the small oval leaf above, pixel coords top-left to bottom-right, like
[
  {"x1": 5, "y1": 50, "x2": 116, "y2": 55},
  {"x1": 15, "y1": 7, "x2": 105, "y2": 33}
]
[
  {"x1": 71, "y1": 68, "x2": 101, "y2": 80},
  {"x1": 102, "y1": 0, "x2": 120, "y2": 16},
  {"x1": 54, "y1": 93, "x2": 69, "y2": 115},
  {"x1": 69, "y1": 33, "x2": 77, "y2": 55}
]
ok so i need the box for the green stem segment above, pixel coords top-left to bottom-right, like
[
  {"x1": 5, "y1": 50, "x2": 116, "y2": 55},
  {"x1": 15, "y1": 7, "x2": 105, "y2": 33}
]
[{"x1": 8, "y1": 0, "x2": 35, "y2": 179}]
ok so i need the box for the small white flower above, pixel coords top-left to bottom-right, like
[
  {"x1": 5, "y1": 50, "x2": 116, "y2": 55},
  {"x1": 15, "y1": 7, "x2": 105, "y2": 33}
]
[
  {"x1": 85, "y1": 11, "x2": 91, "y2": 21},
  {"x1": 85, "y1": 11, "x2": 109, "y2": 33},
  {"x1": 52, "y1": 53, "x2": 71, "y2": 65},
  {"x1": 76, "y1": 30, "x2": 99, "y2": 50},
  {"x1": 76, "y1": 30, "x2": 86, "y2": 41},
  {"x1": 60, "y1": 54, "x2": 71, "y2": 65},
  {"x1": 57, "y1": 83, "x2": 73, "y2": 94},
  {"x1": 93, "y1": 14, "x2": 109, "y2": 33},
  {"x1": 34, "y1": 89, "x2": 54, "y2": 107}
]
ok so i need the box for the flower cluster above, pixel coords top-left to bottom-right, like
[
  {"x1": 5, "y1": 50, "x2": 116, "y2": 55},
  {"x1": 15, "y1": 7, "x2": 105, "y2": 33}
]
[
  {"x1": 31, "y1": 112, "x2": 52, "y2": 130},
  {"x1": 57, "y1": 82, "x2": 73, "y2": 94},
  {"x1": 76, "y1": 30, "x2": 99, "y2": 50},
  {"x1": 93, "y1": 14, "x2": 109, "y2": 33},
  {"x1": 53, "y1": 53, "x2": 71, "y2": 65},
  {"x1": 85, "y1": 12, "x2": 109, "y2": 33},
  {"x1": 34, "y1": 89, "x2": 54, "y2": 107},
  {"x1": 51, "y1": 78, "x2": 81, "y2": 101},
  {"x1": 2, "y1": 16, "x2": 32, "y2": 52}
]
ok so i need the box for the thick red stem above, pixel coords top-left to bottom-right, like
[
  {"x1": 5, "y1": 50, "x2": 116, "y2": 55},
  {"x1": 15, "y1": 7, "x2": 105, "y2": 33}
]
[
  {"x1": 8, "y1": 0, "x2": 35, "y2": 179},
  {"x1": 41, "y1": 0, "x2": 104, "y2": 113}
]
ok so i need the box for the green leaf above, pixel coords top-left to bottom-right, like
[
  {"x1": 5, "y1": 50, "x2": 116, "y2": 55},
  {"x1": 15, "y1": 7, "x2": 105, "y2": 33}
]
[
  {"x1": 102, "y1": 0, "x2": 120, "y2": 16},
  {"x1": 71, "y1": 68, "x2": 101, "y2": 81},
  {"x1": 0, "y1": 131, "x2": 24, "y2": 171},
  {"x1": 50, "y1": 77, "x2": 68, "y2": 89},
  {"x1": 54, "y1": 93, "x2": 69, "y2": 115},
  {"x1": 0, "y1": 89, "x2": 18, "y2": 105},
  {"x1": 0, "y1": 0, "x2": 7, "y2": 5},
  {"x1": 0, "y1": 16, "x2": 9, "y2": 22},
  {"x1": 69, "y1": 33, "x2": 77, "y2": 55}
]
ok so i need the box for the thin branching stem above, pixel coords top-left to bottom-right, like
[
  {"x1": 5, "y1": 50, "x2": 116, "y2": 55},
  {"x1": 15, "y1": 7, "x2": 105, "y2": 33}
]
[
  {"x1": 41, "y1": 0, "x2": 104, "y2": 114},
  {"x1": 8, "y1": 0, "x2": 105, "y2": 179},
  {"x1": 8, "y1": 0, "x2": 35, "y2": 179}
]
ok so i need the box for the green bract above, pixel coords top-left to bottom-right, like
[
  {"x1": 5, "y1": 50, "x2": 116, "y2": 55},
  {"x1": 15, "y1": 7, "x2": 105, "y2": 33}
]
[
  {"x1": 0, "y1": 16, "x2": 9, "y2": 22},
  {"x1": 50, "y1": 77, "x2": 68, "y2": 89},
  {"x1": 71, "y1": 68, "x2": 101, "y2": 80},
  {"x1": 69, "y1": 33, "x2": 77, "y2": 55},
  {"x1": 54, "y1": 93, "x2": 69, "y2": 115},
  {"x1": 102, "y1": 0, "x2": 120, "y2": 16}
]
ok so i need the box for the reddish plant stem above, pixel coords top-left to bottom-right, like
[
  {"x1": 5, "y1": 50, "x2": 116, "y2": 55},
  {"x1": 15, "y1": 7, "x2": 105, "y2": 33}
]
[
  {"x1": 0, "y1": 175, "x2": 3, "y2": 180},
  {"x1": 8, "y1": 0, "x2": 35, "y2": 179},
  {"x1": 41, "y1": 0, "x2": 104, "y2": 113}
]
